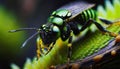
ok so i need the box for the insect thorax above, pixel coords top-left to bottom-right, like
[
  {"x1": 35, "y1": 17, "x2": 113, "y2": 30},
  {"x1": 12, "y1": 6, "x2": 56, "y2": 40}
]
[{"x1": 48, "y1": 9, "x2": 72, "y2": 26}]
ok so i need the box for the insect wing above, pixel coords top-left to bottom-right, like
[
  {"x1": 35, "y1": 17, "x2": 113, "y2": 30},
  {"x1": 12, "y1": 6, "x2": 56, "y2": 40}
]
[{"x1": 58, "y1": 1, "x2": 95, "y2": 19}]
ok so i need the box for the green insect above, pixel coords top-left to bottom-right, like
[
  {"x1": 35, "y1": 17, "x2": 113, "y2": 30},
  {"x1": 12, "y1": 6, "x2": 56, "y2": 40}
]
[{"x1": 9, "y1": 1, "x2": 120, "y2": 67}]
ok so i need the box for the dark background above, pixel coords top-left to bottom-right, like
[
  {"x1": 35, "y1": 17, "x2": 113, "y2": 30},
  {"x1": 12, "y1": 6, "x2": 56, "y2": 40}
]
[{"x1": 0, "y1": 0, "x2": 112, "y2": 69}]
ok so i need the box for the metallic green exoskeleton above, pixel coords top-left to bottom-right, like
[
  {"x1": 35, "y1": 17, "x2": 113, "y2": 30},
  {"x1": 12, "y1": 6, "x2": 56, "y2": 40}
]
[{"x1": 9, "y1": 1, "x2": 119, "y2": 65}]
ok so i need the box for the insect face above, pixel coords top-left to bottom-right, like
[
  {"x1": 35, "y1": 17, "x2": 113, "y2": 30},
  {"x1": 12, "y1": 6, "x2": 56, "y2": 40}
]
[
  {"x1": 37, "y1": 23, "x2": 60, "y2": 56},
  {"x1": 39, "y1": 23, "x2": 60, "y2": 45}
]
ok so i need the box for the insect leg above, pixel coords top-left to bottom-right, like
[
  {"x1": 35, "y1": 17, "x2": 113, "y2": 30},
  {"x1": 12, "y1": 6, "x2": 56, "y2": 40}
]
[
  {"x1": 45, "y1": 42, "x2": 56, "y2": 55},
  {"x1": 99, "y1": 18, "x2": 120, "y2": 43},
  {"x1": 36, "y1": 37, "x2": 42, "y2": 59},
  {"x1": 67, "y1": 31, "x2": 73, "y2": 69},
  {"x1": 80, "y1": 19, "x2": 118, "y2": 36},
  {"x1": 99, "y1": 18, "x2": 113, "y2": 24}
]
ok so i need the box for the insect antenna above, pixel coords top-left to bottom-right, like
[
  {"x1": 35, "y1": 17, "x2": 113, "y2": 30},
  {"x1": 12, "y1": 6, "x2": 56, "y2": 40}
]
[
  {"x1": 9, "y1": 28, "x2": 41, "y2": 48},
  {"x1": 8, "y1": 28, "x2": 39, "y2": 32},
  {"x1": 21, "y1": 32, "x2": 40, "y2": 48}
]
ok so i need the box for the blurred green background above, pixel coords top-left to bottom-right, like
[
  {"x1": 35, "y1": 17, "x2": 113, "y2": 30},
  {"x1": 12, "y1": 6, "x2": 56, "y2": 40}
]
[{"x1": 0, "y1": 0, "x2": 110, "y2": 69}]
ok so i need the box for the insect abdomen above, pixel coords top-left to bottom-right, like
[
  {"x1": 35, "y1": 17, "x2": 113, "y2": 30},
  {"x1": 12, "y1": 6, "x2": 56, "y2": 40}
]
[
  {"x1": 75, "y1": 9, "x2": 97, "y2": 25},
  {"x1": 69, "y1": 9, "x2": 97, "y2": 35}
]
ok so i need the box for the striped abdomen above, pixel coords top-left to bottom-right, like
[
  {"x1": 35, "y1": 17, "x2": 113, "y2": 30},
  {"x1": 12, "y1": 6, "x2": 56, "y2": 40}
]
[
  {"x1": 69, "y1": 9, "x2": 97, "y2": 35},
  {"x1": 74, "y1": 9, "x2": 97, "y2": 25}
]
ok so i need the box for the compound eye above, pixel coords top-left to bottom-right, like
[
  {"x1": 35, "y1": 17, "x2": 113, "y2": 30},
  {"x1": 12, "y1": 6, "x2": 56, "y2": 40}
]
[
  {"x1": 52, "y1": 26, "x2": 60, "y2": 33},
  {"x1": 52, "y1": 17, "x2": 63, "y2": 26}
]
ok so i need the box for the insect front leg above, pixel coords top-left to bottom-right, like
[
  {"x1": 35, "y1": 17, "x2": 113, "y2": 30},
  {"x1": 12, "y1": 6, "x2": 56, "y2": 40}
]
[
  {"x1": 61, "y1": 24, "x2": 73, "y2": 68},
  {"x1": 45, "y1": 42, "x2": 56, "y2": 55},
  {"x1": 67, "y1": 31, "x2": 73, "y2": 69},
  {"x1": 36, "y1": 37, "x2": 43, "y2": 59}
]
